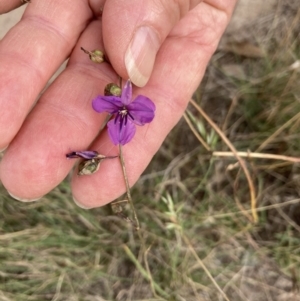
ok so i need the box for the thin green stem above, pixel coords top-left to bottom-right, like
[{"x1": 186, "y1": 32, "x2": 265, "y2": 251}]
[
  {"x1": 99, "y1": 114, "x2": 111, "y2": 132},
  {"x1": 123, "y1": 245, "x2": 169, "y2": 299}
]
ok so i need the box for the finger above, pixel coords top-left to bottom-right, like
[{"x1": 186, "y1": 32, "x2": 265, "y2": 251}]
[
  {"x1": 71, "y1": 0, "x2": 237, "y2": 208},
  {"x1": 0, "y1": 0, "x2": 92, "y2": 149},
  {"x1": 102, "y1": 0, "x2": 202, "y2": 87},
  {"x1": 0, "y1": 19, "x2": 118, "y2": 200},
  {"x1": 0, "y1": 0, "x2": 28, "y2": 14}
]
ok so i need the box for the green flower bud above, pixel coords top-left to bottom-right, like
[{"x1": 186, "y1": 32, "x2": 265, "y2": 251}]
[
  {"x1": 78, "y1": 159, "x2": 101, "y2": 176},
  {"x1": 104, "y1": 83, "x2": 122, "y2": 96},
  {"x1": 74, "y1": 153, "x2": 118, "y2": 176},
  {"x1": 81, "y1": 47, "x2": 105, "y2": 64}
]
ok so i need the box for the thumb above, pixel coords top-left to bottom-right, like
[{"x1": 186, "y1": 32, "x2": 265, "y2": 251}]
[{"x1": 102, "y1": 0, "x2": 200, "y2": 87}]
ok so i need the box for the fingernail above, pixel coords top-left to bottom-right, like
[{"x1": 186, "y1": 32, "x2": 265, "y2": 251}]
[
  {"x1": 125, "y1": 26, "x2": 160, "y2": 87},
  {"x1": 73, "y1": 196, "x2": 92, "y2": 209},
  {"x1": 7, "y1": 191, "x2": 41, "y2": 202}
]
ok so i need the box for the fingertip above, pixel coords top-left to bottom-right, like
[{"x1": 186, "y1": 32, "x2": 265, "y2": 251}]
[
  {"x1": 7, "y1": 190, "x2": 41, "y2": 203},
  {"x1": 102, "y1": 0, "x2": 181, "y2": 87},
  {"x1": 70, "y1": 163, "x2": 119, "y2": 209},
  {"x1": 72, "y1": 196, "x2": 93, "y2": 209}
]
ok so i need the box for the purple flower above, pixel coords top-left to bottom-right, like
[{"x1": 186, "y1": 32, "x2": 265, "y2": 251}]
[
  {"x1": 92, "y1": 80, "x2": 155, "y2": 145},
  {"x1": 66, "y1": 150, "x2": 100, "y2": 160}
]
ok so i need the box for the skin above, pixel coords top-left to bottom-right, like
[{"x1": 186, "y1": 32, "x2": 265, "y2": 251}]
[{"x1": 0, "y1": 0, "x2": 237, "y2": 208}]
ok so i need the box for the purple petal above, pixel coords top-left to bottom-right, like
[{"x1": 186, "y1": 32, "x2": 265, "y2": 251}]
[
  {"x1": 107, "y1": 118, "x2": 136, "y2": 145},
  {"x1": 127, "y1": 95, "x2": 156, "y2": 125},
  {"x1": 121, "y1": 80, "x2": 132, "y2": 105},
  {"x1": 92, "y1": 95, "x2": 123, "y2": 113},
  {"x1": 66, "y1": 150, "x2": 99, "y2": 160}
]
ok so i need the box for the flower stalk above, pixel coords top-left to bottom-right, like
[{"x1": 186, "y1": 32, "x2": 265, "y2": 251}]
[
  {"x1": 119, "y1": 144, "x2": 140, "y2": 230},
  {"x1": 66, "y1": 75, "x2": 155, "y2": 230}
]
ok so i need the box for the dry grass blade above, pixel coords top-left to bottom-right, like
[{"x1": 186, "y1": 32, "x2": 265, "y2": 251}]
[
  {"x1": 182, "y1": 235, "x2": 232, "y2": 301},
  {"x1": 212, "y1": 151, "x2": 300, "y2": 163},
  {"x1": 183, "y1": 112, "x2": 211, "y2": 151},
  {"x1": 189, "y1": 98, "x2": 258, "y2": 223},
  {"x1": 206, "y1": 198, "x2": 300, "y2": 219},
  {"x1": 256, "y1": 111, "x2": 300, "y2": 152},
  {"x1": 123, "y1": 245, "x2": 169, "y2": 299}
]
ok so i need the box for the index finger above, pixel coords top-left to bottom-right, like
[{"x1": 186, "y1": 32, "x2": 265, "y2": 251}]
[{"x1": 0, "y1": 0, "x2": 92, "y2": 149}]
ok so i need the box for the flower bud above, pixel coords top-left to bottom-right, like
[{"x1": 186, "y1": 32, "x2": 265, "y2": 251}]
[
  {"x1": 78, "y1": 159, "x2": 102, "y2": 176},
  {"x1": 81, "y1": 47, "x2": 105, "y2": 64},
  {"x1": 66, "y1": 150, "x2": 99, "y2": 160},
  {"x1": 111, "y1": 200, "x2": 133, "y2": 224},
  {"x1": 67, "y1": 151, "x2": 102, "y2": 175},
  {"x1": 66, "y1": 150, "x2": 118, "y2": 175},
  {"x1": 104, "y1": 83, "x2": 122, "y2": 96}
]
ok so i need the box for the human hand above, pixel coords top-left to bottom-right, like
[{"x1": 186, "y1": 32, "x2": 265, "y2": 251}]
[{"x1": 0, "y1": 0, "x2": 237, "y2": 207}]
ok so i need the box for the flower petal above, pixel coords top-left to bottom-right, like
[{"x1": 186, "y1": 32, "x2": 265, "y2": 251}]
[
  {"x1": 66, "y1": 150, "x2": 99, "y2": 160},
  {"x1": 121, "y1": 80, "x2": 132, "y2": 105},
  {"x1": 127, "y1": 95, "x2": 156, "y2": 125},
  {"x1": 107, "y1": 118, "x2": 136, "y2": 145},
  {"x1": 92, "y1": 95, "x2": 123, "y2": 113}
]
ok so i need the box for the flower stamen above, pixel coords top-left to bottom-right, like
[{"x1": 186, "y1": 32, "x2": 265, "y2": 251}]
[
  {"x1": 127, "y1": 111, "x2": 134, "y2": 121},
  {"x1": 119, "y1": 108, "x2": 128, "y2": 117}
]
